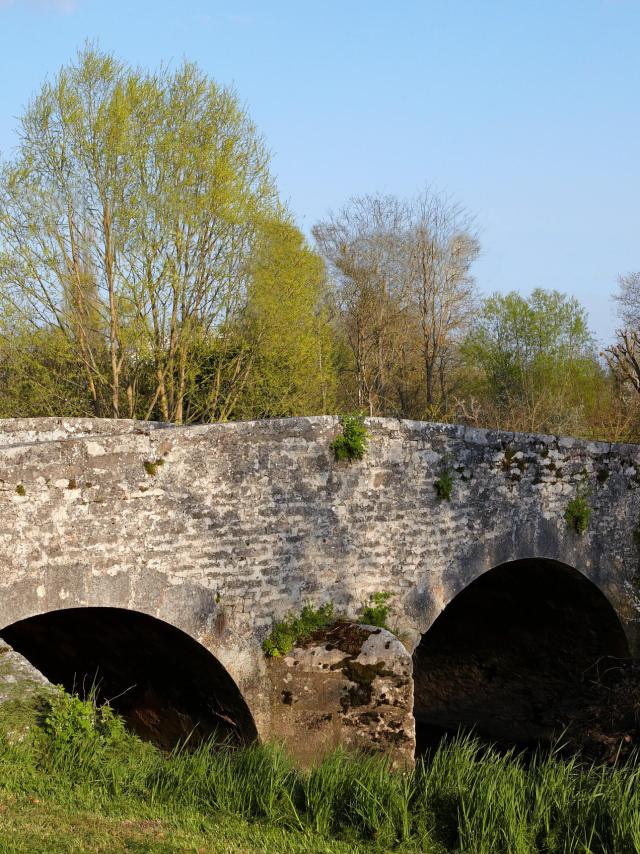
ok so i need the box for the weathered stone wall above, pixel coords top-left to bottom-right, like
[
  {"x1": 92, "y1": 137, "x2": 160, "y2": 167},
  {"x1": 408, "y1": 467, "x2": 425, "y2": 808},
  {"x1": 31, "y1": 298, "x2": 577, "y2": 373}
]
[{"x1": 0, "y1": 415, "x2": 638, "y2": 751}]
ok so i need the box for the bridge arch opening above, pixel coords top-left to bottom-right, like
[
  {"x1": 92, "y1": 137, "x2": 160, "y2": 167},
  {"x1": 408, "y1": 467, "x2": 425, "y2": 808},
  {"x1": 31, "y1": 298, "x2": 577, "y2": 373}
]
[
  {"x1": 1, "y1": 607, "x2": 257, "y2": 750},
  {"x1": 413, "y1": 558, "x2": 629, "y2": 756}
]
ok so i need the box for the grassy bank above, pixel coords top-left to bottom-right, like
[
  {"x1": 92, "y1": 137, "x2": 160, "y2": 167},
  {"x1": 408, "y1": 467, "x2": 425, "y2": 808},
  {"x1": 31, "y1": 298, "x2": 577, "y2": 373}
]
[{"x1": 0, "y1": 693, "x2": 639, "y2": 853}]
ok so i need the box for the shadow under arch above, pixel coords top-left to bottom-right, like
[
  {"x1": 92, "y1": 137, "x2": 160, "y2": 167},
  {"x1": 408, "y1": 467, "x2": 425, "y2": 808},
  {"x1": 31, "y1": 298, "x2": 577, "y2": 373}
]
[
  {"x1": 1, "y1": 607, "x2": 257, "y2": 750},
  {"x1": 413, "y1": 558, "x2": 629, "y2": 756}
]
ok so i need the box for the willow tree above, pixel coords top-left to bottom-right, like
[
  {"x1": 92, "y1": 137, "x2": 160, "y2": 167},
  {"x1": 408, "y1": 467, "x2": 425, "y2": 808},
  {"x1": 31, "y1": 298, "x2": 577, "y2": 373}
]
[{"x1": 0, "y1": 47, "x2": 279, "y2": 421}]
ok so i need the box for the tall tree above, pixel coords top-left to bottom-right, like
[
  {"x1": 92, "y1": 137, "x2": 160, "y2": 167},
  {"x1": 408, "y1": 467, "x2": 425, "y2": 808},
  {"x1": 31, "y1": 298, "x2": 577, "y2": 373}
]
[
  {"x1": 314, "y1": 189, "x2": 478, "y2": 418},
  {"x1": 0, "y1": 47, "x2": 279, "y2": 421},
  {"x1": 605, "y1": 272, "x2": 640, "y2": 396},
  {"x1": 233, "y1": 218, "x2": 335, "y2": 419},
  {"x1": 407, "y1": 189, "x2": 479, "y2": 413},
  {"x1": 313, "y1": 195, "x2": 411, "y2": 415}
]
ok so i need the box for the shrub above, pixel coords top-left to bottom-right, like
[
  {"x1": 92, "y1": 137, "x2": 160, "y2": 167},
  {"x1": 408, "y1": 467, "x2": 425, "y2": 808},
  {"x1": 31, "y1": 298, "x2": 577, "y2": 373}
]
[
  {"x1": 42, "y1": 691, "x2": 126, "y2": 750},
  {"x1": 434, "y1": 469, "x2": 453, "y2": 501},
  {"x1": 565, "y1": 485, "x2": 591, "y2": 534},
  {"x1": 359, "y1": 591, "x2": 393, "y2": 629},
  {"x1": 330, "y1": 414, "x2": 369, "y2": 462},
  {"x1": 262, "y1": 602, "x2": 335, "y2": 657}
]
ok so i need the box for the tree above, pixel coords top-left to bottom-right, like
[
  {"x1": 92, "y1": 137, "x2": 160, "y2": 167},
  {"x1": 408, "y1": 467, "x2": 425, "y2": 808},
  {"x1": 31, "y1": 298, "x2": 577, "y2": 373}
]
[
  {"x1": 313, "y1": 189, "x2": 479, "y2": 418},
  {"x1": 461, "y1": 289, "x2": 601, "y2": 435},
  {"x1": 605, "y1": 272, "x2": 640, "y2": 397},
  {"x1": 407, "y1": 190, "x2": 479, "y2": 413},
  {"x1": 0, "y1": 46, "x2": 279, "y2": 421},
  {"x1": 223, "y1": 218, "x2": 335, "y2": 420},
  {"x1": 313, "y1": 194, "x2": 411, "y2": 415}
]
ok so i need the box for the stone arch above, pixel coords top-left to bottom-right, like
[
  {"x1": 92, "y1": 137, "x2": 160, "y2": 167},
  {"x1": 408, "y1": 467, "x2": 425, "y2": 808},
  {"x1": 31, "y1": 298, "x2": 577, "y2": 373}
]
[
  {"x1": 412, "y1": 558, "x2": 630, "y2": 755},
  {"x1": 1, "y1": 606, "x2": 258, "y2": 749}
]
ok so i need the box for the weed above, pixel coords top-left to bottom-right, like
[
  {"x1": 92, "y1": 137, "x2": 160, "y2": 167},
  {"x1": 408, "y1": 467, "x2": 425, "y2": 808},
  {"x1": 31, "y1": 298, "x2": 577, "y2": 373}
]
[
  {"x1": 42, "y1": 690, "x2": 126, "y2": 751},
  {"x1": 501, "y1": 446, "x2": 516, "y2": 471},
  {"x1": 330, "y1": 414, "x2": 369, "y2": 462},
  {"x1": 565, "y1": 483, "x2": 592, "y2": 535},
  {"x1": 143, "y1": 458, "x2": 165, "y2": 476},
  {"x1": 359, "y1": 591, "x2": 393, "y2": 629},
  {"x1": 434, "y1": 469, "x2": 453, "y2": 501},
  {"x1": 262, "y1": 602, "x2": 335, "y2": 657}
]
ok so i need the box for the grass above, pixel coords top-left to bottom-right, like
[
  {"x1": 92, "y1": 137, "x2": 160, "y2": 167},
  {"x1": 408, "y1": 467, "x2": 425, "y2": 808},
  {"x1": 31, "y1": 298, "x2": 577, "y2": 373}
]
[
  {"x1": 2, "y1": 693, "x2": 640, "y2": 852},
  {"x1": 0, "y1": 793, "x2": 362, "y2": 853}
]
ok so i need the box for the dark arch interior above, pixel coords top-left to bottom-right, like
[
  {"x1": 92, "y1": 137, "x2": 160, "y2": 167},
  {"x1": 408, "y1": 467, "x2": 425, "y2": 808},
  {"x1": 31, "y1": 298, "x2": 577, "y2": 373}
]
[
  {"x1": 413, "y1": 559, "x2": 629, "y2": 756},
  {"x1": 1, "y1": 607, "x2": 257, "y2": 750}
]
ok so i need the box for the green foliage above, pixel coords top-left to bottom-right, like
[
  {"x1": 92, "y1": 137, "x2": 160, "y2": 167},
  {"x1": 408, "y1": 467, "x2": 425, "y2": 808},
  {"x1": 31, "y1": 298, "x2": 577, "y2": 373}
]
[
  {"x1": 461, "y1": 288, "x2": 606, "y2": 437},
  {"x1": 434, "y1": 469, "x2": 453, "y2": 501},
  {"x1": 0, "y1": 46, "x2": 319, "y2": 424},
  {"x1": 262, "y1": 602, "x2": 335, "y2": 657},
  {"x1": 359, "y1": 591, "x2": 393, "y2": 629},
  {"x1": 565, "y1": 484, "x2": 592, "y2": 534},
  {"x1": 42, "y1": 691, "x2": 126, "y2": 751},
  {"x1": 330, "y1": 414, "x2": 369, "y2": 462},
  {"x1": 5, "y1": 712, "x2": 640, "y2": 853},
  {"x1": 143, "y1": 458, "x2": 165, "y2": 476},
  {"x1": 233, "y1": 218, "x2": 336, "y2": 420},
  {"x1": 14, "y1": 484, "x2": 25, "y2": 496}
]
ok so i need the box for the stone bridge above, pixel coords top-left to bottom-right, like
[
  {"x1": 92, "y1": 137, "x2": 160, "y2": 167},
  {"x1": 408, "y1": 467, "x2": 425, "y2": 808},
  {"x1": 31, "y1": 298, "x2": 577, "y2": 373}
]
[{"x1": 0, "y1": 415, "x2": 638, "y2": 763}]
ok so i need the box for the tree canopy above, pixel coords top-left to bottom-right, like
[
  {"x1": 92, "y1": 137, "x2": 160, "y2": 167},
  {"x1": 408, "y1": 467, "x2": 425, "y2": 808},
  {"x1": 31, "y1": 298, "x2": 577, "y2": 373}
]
[{"x1": 0, "y1": 46, "x2": 638, "y2": 443}]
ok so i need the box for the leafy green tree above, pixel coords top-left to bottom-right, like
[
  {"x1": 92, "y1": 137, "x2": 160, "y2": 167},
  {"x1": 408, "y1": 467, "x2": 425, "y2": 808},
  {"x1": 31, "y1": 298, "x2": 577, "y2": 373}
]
[
  {"x1": 236, "y1": 219, "x2": 335, "y2": 419},
  {"x1": 0, "y1": 46, "x2": 279, "y2": 422},
  {"x1": 461, "y1": 289, "x2": 603, "y2": 435}
]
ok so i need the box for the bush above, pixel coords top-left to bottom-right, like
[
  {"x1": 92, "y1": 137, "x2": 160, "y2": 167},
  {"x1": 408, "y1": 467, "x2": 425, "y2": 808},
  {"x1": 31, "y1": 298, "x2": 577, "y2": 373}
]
[
  {"x1": 565, "y1": 485, "x2": 591, "y2": 534},
  {"x1": 330, "y1": 414, "x2": 369, "y2": 462},
  {"x1": 41, "y1": 690, "x2": 127, "y2": 753},
  {"x1": 262, "y1": 602, "x2": 335, "y2": 657},
  {"x1": 359, "y1": 591, "x2": 393, "y2": 629},
  {"x1": 434, "y1": 469, "x2": 453, "y2": 501}
]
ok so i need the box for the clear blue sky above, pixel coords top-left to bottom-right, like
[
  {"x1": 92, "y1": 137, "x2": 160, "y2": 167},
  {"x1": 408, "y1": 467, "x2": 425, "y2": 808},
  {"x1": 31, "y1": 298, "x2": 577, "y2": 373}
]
[{"x1": 1, "y1": 0, "x2": 639, "y2": 345}]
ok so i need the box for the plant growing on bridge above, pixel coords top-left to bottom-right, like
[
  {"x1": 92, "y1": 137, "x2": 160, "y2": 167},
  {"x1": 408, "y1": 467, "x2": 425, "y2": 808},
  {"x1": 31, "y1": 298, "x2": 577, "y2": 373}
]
[
  {"x1": 564, "y1": 483, "x2": 592, "y2": 535},
  {"x1": 434, "y1": 468, "x2": 453, "y2": 501},
  {"x1": 143, "y1": 458, "x2": 165, "y2": 476},
  {"x1": 359, "y1": 591, "x2": 393, "y2": 629},
  {"x1": 263, "y1": 602, "x2": 335, "y2": 657},
  {"x1": 330, "y1": 414, "x2": 369, "y2": 462}
]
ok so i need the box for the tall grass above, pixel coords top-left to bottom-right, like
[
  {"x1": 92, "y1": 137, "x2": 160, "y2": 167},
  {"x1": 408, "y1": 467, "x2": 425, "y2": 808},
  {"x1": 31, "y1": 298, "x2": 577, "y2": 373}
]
[{"x1": 2, "y1": 695, "x2": 640, "y2": 852}]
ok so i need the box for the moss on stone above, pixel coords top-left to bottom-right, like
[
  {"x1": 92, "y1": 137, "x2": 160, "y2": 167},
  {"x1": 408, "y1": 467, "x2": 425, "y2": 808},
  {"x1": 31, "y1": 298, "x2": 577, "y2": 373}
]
[{"x1": 143, "y1": 459, "x2": 165, "y2": 476}]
